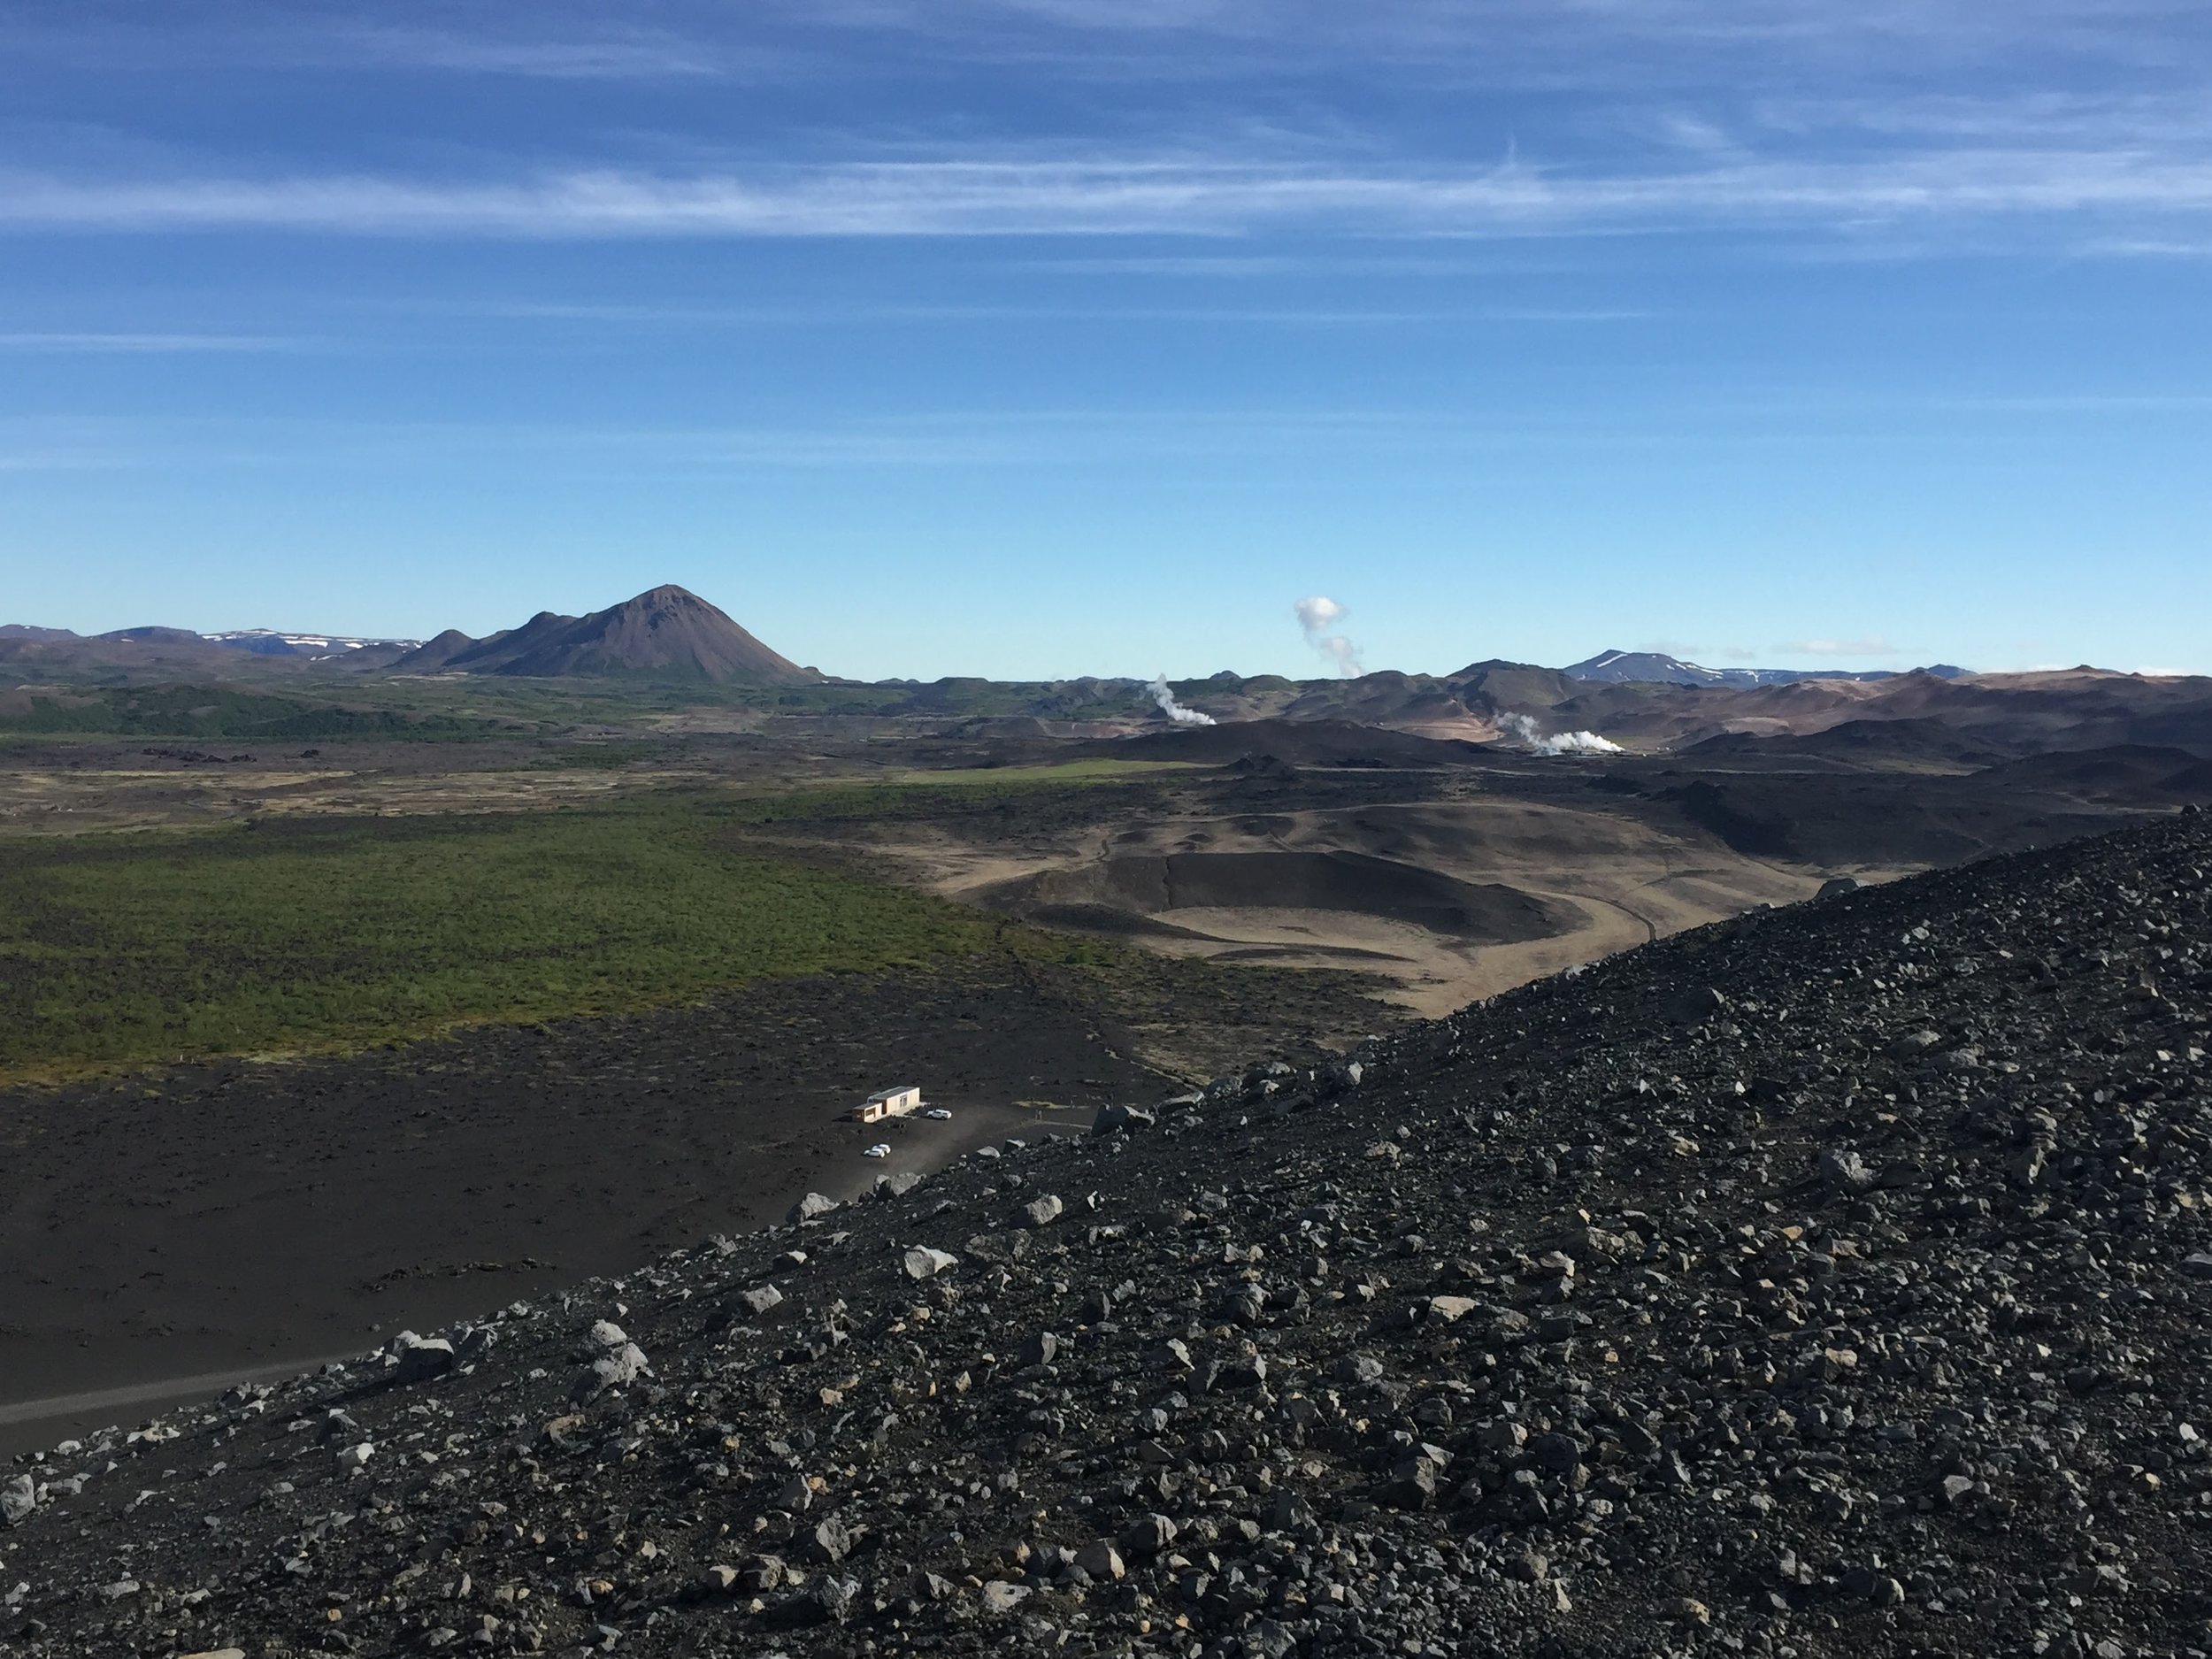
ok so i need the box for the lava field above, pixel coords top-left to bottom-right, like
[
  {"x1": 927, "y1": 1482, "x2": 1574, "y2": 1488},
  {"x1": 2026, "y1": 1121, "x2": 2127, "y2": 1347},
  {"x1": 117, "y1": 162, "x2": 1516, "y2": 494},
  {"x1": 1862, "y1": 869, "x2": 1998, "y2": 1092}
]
[{"x1": 4, "y1": 809, "x2": 2209, "y2": 1659}]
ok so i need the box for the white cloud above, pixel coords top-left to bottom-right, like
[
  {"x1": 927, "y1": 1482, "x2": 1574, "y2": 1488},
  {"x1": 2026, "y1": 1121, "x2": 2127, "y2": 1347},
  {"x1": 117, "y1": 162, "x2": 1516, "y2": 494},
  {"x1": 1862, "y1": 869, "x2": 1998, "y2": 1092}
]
[
  {"x1": 2081, "y1": 237, "x2": 2212, "y2": 257},
  {"x1": 342, "y1": 27, "x2": 727, "y2": 79},
  {"x1": 4, "y1": 142, "x2": 2211, "y2": 242},
  {"x1": 793, "y1": 0, "x2": 2209, "y2": 76},
  {"x1": 459, "y1": 296, "x2": 1644, "y2": 327},
  {"x1": 1774, "y1": 635, "x2": 1899, "y2": 657},
  {"x1": 0, "y1": 331, "x2": 297, "y2": 352},
  {"x1": 6, "y1": 0, "x2": 2204, "y2": 117},
  {"x1": 0, "y1": 406, "x2": 1472, "y2": 475},
  {"x1": 0, "y1": 13, "x2": 748, "y2": 81}
]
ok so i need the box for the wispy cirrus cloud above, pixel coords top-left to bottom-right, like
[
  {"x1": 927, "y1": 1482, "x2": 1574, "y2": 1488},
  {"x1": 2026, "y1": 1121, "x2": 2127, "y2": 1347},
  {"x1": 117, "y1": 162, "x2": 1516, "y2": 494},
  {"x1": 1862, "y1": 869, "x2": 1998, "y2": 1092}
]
[
  {"x1": 0, "y1": 403, "x2": 1676, "y2": 473},
  {"x1": 1774, "y1": 635, "x2": 1899, "y2": 657},
  {"x1": 10, "y1": 0, "x2": 2200, "y2": 72},
  {"x1": 4, "y1": 0, "x2": 2201, "y2": 114},
  {"x1": 462, "y1": 297, "x2": 1645, "y2": 326},
  {"x1": 0, "y1": 331, "x2": 299, "y2": 351},
  {"x1": 2080, "y1": 236, "x2": 2212, "y2": 257},
  {"x1": 0, "y1": 10, "x2": 749, "y2": 80},
  {"x1": 4, "y1": 142, "x2": 2212, "y2": 242},
  {"x1": 1633, "y1": 640, "x2": 1770, "y2": 663},
  {"x1": 791, "y1": 0, "x2": 2210, "y2": 68},
  {"x1": 0, "y1": 406, "x2": 1404, "y2": 472},
  {"x1": 339, "y1": 27, "x2": 728, "y2": 79}
]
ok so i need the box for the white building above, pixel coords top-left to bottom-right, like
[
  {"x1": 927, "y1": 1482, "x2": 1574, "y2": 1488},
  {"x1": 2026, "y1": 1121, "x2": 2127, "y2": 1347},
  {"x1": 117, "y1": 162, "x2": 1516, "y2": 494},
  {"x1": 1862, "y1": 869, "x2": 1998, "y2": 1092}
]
[{"x1": 852, "y1": 1085, "x2": 923, "y2": 1123}]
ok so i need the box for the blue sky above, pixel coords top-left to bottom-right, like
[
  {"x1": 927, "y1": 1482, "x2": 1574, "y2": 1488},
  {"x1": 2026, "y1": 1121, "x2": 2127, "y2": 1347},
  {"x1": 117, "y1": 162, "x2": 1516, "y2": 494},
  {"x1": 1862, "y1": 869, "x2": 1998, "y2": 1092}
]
[{"x1": 4, "y1": 0, "x2": 2210, "y2": 679}]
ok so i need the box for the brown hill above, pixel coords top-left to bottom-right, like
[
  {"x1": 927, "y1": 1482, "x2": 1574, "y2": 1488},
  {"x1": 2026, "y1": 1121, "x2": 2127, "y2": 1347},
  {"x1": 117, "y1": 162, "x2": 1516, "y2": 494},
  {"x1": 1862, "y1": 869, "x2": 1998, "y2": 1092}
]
[
  {"x1": 0, "y1": 629, "x2": 243, "y2": 676},
  {"x1": 1336, "y1": 663, "x2": 2212, "y2": 757},
  {"x1": 391, "y1": 586, "x2": 818, "y2": 684},
  {"x1": 1678, "y1": 716, "x2": 2020, "y2": 772},
  {"x1": 387, "y1": 627, "x2": 478, "y2": 672}
]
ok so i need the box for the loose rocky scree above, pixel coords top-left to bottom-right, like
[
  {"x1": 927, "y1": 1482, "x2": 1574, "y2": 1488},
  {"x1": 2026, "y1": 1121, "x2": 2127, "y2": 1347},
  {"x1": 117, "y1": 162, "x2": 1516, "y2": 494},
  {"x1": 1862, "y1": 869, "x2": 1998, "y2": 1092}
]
[{"x1": 5, "y1": 811, "x2": 2212, "y2": 1659}]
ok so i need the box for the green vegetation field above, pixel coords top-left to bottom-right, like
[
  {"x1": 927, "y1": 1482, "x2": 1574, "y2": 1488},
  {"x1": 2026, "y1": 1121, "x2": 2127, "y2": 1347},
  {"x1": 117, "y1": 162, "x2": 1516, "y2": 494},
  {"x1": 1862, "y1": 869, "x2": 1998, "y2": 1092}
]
[
  {"x1": 0, "y1": 802, "x2": 1038, "y2": 1078},
  {"x1": 0, "y1": 671, "x2": 1171, "y2": 740},
  {"x1": 0, "y1": 685, "x2": 509, "y2": 741}
]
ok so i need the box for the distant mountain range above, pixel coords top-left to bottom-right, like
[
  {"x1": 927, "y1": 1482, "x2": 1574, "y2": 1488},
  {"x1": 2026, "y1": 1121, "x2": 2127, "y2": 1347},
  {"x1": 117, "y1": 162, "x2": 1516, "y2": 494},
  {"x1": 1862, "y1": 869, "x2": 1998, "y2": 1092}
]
[
  {"x1": 6, "y1": 613, "x2": 1971, "y2": 692},
  {"x1": 3, "y1": 596, "x2": 2181, "y2": 760},
  {"x1": 4, "y1": 590, "x2": 2209, "y2": 756},
  {"x1": 206, "y1": 629, "x2": 422, "y2": 657},
  {"x1": 0, "y1": 623, "x2": 419, "y2": 658},
  {"x1": 5, "y1": 612, "x2": 1966, "y2": 691},
  {"x1": 2, "y1": 586, "x2": 818, "y2": 686},
  {"x1": 1562, "y1": 649, "x2": 1972, "y2": 687}
]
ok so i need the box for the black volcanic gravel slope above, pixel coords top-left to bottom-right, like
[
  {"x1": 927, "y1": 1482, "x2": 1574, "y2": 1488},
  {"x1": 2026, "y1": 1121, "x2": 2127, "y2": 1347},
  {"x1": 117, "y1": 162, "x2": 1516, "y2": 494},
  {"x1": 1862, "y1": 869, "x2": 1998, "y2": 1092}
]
[{"x1": 6, "y1": 812, "x2": 2212, "y2": 1659}]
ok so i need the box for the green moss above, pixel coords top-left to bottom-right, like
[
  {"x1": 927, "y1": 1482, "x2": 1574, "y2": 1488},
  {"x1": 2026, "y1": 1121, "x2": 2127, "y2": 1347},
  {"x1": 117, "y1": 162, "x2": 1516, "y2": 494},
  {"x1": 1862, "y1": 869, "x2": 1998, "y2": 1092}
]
[
  {"x1": 0, "y1": 802, "x2": 1016, "y2": 1076},
  {"x1": 0, "y1": 686, "x2": 503, "y2": 741}
]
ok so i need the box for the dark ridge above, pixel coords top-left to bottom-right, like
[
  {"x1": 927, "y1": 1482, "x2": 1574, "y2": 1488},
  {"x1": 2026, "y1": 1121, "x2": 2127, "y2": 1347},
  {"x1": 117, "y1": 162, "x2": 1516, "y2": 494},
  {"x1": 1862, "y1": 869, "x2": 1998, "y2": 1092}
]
[
  {"x1": 1094, "y1": 718, "x2": 1491, "y2": 768},
  {"x1": 1663, "y1": 777, "x2": 1801, "y2": 859},
  {"x1": 1976, "y1": 743, "x2": 2212, "y2": 803},
  {"x1": 1682, "y1": 717, "x2": 2019, "y2": 771}
]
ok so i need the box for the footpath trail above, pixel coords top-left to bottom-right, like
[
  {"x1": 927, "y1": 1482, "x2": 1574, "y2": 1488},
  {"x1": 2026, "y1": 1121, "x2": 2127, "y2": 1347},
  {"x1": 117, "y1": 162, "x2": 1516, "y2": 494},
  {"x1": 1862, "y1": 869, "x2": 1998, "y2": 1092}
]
[{"x1": 0, "y1": 1358, "x2": 362, "y2": 1436}]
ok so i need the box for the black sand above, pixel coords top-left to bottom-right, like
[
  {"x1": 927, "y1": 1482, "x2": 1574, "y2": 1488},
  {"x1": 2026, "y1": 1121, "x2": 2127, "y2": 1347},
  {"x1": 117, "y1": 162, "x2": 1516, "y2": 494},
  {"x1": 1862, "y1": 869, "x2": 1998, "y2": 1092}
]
[{"x1": 0, "y1": 951, "x2": 1386, "y2": 1453}]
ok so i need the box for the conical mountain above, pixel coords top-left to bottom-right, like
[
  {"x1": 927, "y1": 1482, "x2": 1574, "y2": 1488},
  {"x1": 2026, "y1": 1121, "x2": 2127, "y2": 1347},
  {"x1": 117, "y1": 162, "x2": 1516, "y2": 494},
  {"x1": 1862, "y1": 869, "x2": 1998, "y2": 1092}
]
[
  {"x1": 387, "y1": 627, "x2": 480, "y2": 672},
  {"x1": 394, "y1": 587, "x2": 817, "y2": 683}
]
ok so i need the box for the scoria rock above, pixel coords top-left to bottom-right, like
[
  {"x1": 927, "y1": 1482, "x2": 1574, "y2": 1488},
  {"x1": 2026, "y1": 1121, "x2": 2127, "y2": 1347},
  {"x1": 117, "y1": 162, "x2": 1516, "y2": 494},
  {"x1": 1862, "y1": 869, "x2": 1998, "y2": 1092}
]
[{"x1": 6, "y1": 811, "x2": 2212, "y2": 1659}]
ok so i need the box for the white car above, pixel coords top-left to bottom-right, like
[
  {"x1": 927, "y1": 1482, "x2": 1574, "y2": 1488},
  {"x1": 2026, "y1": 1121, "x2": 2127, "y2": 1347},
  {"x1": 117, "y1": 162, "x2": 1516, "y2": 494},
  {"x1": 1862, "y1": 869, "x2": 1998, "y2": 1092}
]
[
  {"x1": 924, "y1": 1108, "x2": 952, "y2": 1121},
  {"x1": 863, "y1": 1142, "x2": 891, "y2": 1159}
]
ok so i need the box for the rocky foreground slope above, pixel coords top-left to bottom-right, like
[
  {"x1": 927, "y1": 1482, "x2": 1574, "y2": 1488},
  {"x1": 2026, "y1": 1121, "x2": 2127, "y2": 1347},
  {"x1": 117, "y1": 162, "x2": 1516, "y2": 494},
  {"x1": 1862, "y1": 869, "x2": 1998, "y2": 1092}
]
[{"x1": 6, "y1": 813, "x2": 2212, "y2": 1659}]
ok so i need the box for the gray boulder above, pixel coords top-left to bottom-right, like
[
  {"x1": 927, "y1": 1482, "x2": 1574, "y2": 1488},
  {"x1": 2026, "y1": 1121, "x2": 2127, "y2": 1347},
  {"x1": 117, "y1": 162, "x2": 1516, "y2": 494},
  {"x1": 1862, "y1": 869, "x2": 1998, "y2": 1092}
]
[
  {"x1": 1092, "y1": 1102, "x2": 1157, "y2": 1137},
  {"x1": 903, "y1": 1246, "x2": 960, "y2": 1280},
  {"x1": 1666, "y1": 986, "x2": 1728, "y2": 1025},
  {"x1": 1119, "y1": 1513, "x2": 1178, "y2": 1556},
  {"x1": 1075, "y1": 1540, "x2": 1126, "y2": 1580},
  {"x1": 1019, "y1": 1194, "x2": 1064, "y2": 1228},
  {"x1": 979, "y1": 1580, "x2": 1031, "y2": 1614},
  {"x1": 1816, "y1": 1147, "x2": 1877, "y2": 1195},
  {"x1": 571, "y1": 1328, "x2": 651, "y2": 1403},
  {"x1": 787, "y1": 1193, "x2": 838, "y2": 1225},
  {"x1": 388, "y1": 1332, "x2": 455, "y2": 1386}
]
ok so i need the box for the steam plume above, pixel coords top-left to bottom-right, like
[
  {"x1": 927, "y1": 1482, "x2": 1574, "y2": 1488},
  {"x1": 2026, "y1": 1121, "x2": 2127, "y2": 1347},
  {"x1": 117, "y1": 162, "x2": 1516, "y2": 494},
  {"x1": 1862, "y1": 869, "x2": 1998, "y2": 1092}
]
[
  {"x1": 1501, "y1": 712, "x2": 1624, "y2": 756},
  {"x1": 1294, "y1": 595, "x2": 1363, "y2": 677},
  {"x1": 1149, "y1": 674, "x2": 1216, "y2": 726}
]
